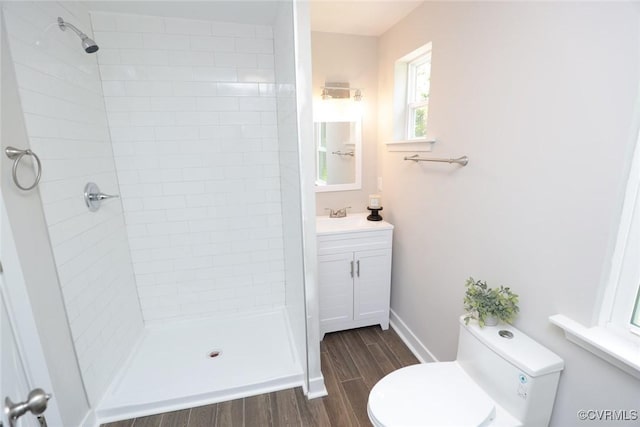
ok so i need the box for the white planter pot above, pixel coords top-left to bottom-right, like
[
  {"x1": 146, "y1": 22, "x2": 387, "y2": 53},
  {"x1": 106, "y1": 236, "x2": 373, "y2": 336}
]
[{"x1": 484, "y1": 316, "x2": 498, "y2": 326}]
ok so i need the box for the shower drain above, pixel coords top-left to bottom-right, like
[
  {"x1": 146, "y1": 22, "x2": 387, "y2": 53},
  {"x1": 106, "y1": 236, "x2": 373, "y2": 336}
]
[{"x1": 208, "y1": 350, "x2": 222, "y2": 359}]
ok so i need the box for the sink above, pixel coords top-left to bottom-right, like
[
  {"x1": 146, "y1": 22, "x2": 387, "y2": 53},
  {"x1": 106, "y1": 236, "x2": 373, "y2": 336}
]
[{"x1": 316, "y1": 213, "x2": 393, "y2": 235}]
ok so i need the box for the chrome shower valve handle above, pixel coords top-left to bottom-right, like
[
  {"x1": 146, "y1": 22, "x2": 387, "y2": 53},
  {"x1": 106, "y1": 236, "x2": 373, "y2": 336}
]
[
  {"x1": 89, "y1": 192, "x2": 119, "y2": 201},
  {"x1": 84, "y1": 182, "x2": 119, "y2": 212}
]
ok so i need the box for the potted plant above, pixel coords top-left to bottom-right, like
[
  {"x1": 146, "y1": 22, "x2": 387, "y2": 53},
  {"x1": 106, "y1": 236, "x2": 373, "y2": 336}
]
[{"x1": 463, "y1": 277, "x2": 519, "y2": 327}]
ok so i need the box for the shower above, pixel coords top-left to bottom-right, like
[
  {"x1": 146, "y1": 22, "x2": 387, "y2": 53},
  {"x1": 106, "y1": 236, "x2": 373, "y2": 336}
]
[
  {"x1": 2, "y1": 3, "x2": 319, "y2": 423},
  {"x1": 57, "y1": 16, "x2": 98, "y2": 53}
]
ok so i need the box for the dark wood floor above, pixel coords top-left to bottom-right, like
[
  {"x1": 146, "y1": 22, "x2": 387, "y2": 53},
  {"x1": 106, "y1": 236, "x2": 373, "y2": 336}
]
[{"x1": 102, "y1": 325, "x2": 419, "y2": 427}]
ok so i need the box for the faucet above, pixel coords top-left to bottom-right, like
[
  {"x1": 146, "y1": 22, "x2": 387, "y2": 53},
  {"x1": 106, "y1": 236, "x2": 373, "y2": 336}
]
[{"x1": 326, "y1": 207, "x2": 351, "y2": 218}]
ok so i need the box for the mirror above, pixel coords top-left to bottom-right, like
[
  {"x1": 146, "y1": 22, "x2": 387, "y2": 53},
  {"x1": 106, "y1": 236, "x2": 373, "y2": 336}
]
[{"x1": 314, "y1": 100, "x2": 362, "y2": 192}]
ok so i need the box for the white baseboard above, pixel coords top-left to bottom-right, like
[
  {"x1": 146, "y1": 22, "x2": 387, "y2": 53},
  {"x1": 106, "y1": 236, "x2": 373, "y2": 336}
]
[
  {"x1": 389, "y1": 309, "x2": 439, "y2": 363},
  {"x1": 306, "y1": 375, "x2": 328, "y2": 399}
]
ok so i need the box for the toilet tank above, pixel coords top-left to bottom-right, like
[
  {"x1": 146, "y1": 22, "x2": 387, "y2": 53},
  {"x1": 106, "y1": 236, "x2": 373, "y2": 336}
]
[{"x1": 456, "y1": 317, "x2": 564, "y2": 426}]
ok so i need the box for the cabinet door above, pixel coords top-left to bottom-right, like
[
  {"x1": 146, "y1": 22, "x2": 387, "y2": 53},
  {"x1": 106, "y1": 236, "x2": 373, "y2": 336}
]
[
  {"x1": 354, "y1": 249, "x2": 391, "y2": 321},
  {"x1": 318, "y1": 252, "x2": 355, "y2": 327}
]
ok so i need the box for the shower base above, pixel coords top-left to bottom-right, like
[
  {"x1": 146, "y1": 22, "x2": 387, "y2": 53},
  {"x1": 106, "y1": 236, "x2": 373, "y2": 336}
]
[{"x1": 96, "y1": 308, "x2": 303, "y2": 423}]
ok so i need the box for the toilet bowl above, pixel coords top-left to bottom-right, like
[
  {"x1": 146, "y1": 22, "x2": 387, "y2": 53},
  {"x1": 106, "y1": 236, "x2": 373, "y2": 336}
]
[
  {"x1": 368, "y1": 362, "x2": 499, "y2": 427},
  {"x1": 367, "y1": 317, "x2": 564, "y2": 427}
]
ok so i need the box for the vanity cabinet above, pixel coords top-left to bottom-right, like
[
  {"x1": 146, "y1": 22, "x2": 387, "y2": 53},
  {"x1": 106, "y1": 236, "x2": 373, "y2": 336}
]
[{"x1": 316, "y1": 214, "x2": 393, "y2": 338}]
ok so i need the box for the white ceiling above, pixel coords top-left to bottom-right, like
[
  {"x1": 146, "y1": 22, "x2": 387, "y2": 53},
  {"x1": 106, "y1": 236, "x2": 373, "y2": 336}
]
[{"x1": 310, "y1": 1, "x2": 423, "y2": 36}]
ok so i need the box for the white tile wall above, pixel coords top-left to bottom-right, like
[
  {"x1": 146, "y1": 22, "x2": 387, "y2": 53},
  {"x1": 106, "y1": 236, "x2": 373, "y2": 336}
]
[
  {"x1": 91, "y1": 11, "x2": 286, "y2": 323},
  {"x1": 2, "y1": 1, "x2": 144, "y2": 405}
]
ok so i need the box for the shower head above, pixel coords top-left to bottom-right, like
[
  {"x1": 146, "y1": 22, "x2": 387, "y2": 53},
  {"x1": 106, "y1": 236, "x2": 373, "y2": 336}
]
[
  {"x1": 57, "y1": 17, "x2": 99, "y2": 54},
  {"x1": 82, "y1": 37, "x2": 99, "y2": 54}
]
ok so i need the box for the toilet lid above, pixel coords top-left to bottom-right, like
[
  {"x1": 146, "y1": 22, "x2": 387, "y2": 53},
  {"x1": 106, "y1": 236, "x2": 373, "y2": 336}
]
[{"x1": 368, "y1": 362, "x2": 496, "y2": 427}]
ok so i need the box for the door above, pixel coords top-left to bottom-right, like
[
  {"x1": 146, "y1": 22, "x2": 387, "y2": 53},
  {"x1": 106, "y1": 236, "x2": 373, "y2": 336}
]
[
  {"x1": 0, "y1": 193, "x2": 54, "y2": 427},
  {"x1": 354, "y1": 249, "x2": 392, "y2": 320},
  {"x1": 318, "y1": 252, "x2": 354, "y2": 327},
  {"x1": 1, "y1": 290, "x2": 41, "y2": 427}
]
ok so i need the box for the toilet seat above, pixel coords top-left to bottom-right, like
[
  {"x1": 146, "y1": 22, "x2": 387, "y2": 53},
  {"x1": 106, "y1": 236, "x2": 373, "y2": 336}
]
[{"x1": 367, "y1": 362, "x2": 496, "y2": 427}]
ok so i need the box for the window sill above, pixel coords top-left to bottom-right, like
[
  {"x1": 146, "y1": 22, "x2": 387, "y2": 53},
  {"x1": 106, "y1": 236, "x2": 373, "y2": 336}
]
[
  {"x1": 385, "y1": 139, "x2": 435, "y2": 152},
  {"x1": 549, "y1": 314, "x2": 640, "y2": 379}
]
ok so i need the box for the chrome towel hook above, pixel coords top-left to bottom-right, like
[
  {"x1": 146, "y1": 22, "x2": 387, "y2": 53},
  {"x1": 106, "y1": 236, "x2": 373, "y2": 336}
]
[
  {"x1": 5, "y1": 146, "x2": 42, "y2": 191},
  {"x1": 84, "y1": 182, "x2": 119, "y2": 212}
]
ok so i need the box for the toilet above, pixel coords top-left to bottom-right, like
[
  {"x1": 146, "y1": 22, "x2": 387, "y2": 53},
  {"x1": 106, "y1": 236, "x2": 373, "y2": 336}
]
[{"x1": 367, "y1": 317, "x2": 564, "y2": 427}]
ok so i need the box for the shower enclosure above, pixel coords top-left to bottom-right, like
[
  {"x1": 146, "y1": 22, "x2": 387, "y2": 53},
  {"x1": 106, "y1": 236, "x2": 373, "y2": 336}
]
[{"x1": 0, "y1": 1, "x2": 322, "y2": 425}]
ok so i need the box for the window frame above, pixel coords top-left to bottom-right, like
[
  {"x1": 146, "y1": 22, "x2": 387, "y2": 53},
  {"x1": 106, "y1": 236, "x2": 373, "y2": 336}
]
[
  {"x1": 631, "y1": 288, "x2": 640, "y2": 332},
  {"x1": 406, "y1": 53, "x2": 431, "y2": 140},
  {"x1": 391, "y1": 42, "x2": 433, "y2": 145},
  {"x1": 549, "y1": 124, "x2": 640, "y2": 379},
  {"x1": 598, "y1": 126, "x2": 640, "y2": 339}
]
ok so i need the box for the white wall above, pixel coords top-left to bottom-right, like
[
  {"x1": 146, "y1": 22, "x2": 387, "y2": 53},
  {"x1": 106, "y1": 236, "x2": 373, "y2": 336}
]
[
  {"x1": 292, "y1": 0, "x2": 326, "y2": 397},
  {"x1": 92, "y1": 11, "x2": 287, "y2": 323},
  {"x1": 2, "y1": 1, "x2": 143, "y2": 405},
  {"x1": 273, "y1": 0, "x2": 308, "y2": 389},
  {"x1": 312, "y1": 32, "x2": 378, "y2": 215},
  {"x1": 378, "y1": 2, "x2": 640, "y2": 425},
  {"x1": 0, "y1": 9, "x2": 89, "y2": 425}
]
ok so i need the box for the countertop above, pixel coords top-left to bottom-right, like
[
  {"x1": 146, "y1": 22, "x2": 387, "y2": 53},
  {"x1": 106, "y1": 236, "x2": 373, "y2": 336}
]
[{"x1": 316, "y1": 213, "x2": 394, "y2": 236}]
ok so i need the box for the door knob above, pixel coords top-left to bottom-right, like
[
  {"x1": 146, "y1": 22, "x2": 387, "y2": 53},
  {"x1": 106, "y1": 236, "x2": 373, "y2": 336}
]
[{"x1": 5, "y1": 388, "x2": 51, "y2": 426}]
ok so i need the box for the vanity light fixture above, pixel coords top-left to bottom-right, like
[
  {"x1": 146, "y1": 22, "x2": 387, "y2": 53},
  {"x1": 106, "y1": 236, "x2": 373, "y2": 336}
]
[{"x1": 320, "y1": 83, "x2": 363, "y2": 101}]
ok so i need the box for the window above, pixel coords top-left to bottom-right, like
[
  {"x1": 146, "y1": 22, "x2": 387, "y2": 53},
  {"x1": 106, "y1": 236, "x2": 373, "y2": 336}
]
[
  {"x1": 599, "y1": 129, "x2": 640, "y2": 337},
  {"x1": 391, "y1": 42, "x2": 433, "y2": 144},
  {"x1": 406, "y1": 53, "x2": 432, "y2": 140},
  {"x1": 551, "y1": 126, "x2": 640, "y2": 377},
  {"x1": 632, "y1": 287, "x2": 640, "y2": 329}
]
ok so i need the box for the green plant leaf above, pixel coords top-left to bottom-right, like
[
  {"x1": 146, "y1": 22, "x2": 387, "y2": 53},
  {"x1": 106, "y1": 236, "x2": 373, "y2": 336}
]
[{"x1": 463, "y1": 277, "x2": 519, "y2": 327}]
